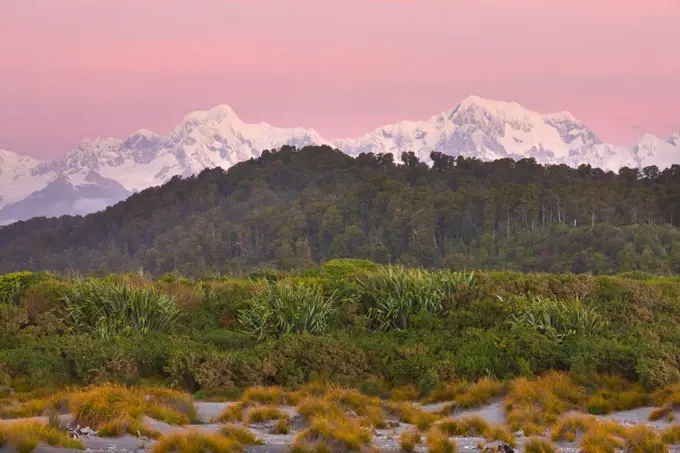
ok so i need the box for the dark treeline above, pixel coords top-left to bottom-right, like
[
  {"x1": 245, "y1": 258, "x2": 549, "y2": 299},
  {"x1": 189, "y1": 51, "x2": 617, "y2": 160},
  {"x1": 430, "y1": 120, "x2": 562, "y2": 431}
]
[{"x1": 2, "y1": 145, "x2": 680, "y2": 276}]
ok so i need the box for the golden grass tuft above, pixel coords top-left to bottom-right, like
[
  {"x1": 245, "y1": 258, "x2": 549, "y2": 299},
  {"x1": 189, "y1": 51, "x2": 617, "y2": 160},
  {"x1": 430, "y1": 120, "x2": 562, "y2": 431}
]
[
  {"x1": 550, "y1": 413, "x2": 596, "y2": 442},
  {"x1": 0, "y1": 421, "x2": 84, "y2": 453},
  {"x1": 579, "y1": 421, "x2": 626, "y2": 453},
  {"x1": 247, "y1": 405, "x2": 290, "y2": 424},
  {"x1": 152, "y1": 431, "x2": 242, "y2": 453},
  {"x1": 452, "y1": 378, "x2": 504, "y2": 409},
  {"x1": 390, "y1": 385, "x2": 420, "y2": 402},
  {"x1": 387, "y1": 402, "x2": 439, "y2": 430},
  {"x1": 523, "y1": 437, "x2": 557, "y2": 453},
  {"x1": 436, "y1": 416, "x2": 513, "y2": 447},
  {"x1": 504, "y1": 372, "x2": 585, "y2": 432},
  {"x1": 68, "y1": 384, "x2": 197, "y2": 437},
  {"x1": 220, "y1": 424, "x2": 263, "y2": 445},
  {"x1": 289, "y1": 440, "x2": 333, "y2": 453},
  {"x1": 323, "y1": 387, "x2": 385, "y2": 427},
  {"x1": 423, "y1": 381, "x2": 468, "y2": 405},
  {"x1": 400, "y1": 428, "x2": 421, "y2": 452},
  {"x1": 296, "y1": 412, "x2": 372, "y2": 452},
  {"x1": 219, "y1": 402, "x2": 246, "y2": 423},
  {"x1": 241, "y1": 386, "x2": 286, "y2": 405},
  {"x1": 585, "y1": 384, "x2": 648, "y2": 416},
  {"x1": 425, "y1": 428, "x2": 456, "y2": 453},
  {"x1": 274, "y1": 417, "x2": 291, "y2": 434},
  {"x1": 97, "y1": 416, "x2": 161, "y2": 439},
  {"x1": 661, "y1": 424, "x2": 680, "y2": 444},
  {"x1": 624, "y1": 424, "x2": 666, "y2": 453}
]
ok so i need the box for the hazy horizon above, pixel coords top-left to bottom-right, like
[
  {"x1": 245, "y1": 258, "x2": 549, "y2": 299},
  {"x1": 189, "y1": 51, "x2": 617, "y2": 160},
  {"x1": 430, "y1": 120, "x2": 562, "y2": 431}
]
[{"x1": 1, "y1": 0, "x2": 678, "y2": 160}]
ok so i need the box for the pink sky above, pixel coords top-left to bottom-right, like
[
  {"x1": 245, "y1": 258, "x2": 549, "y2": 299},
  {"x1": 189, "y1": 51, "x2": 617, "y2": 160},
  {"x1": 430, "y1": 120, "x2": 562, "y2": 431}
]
[{"x1": 0, "y1": 0, "x2": 678, "y2": 160}]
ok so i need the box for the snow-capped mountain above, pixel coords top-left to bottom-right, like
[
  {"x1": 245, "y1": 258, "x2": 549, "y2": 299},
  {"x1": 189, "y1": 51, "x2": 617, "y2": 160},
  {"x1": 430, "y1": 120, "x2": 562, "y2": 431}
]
[
  {"x1": 333, "y1": 95, "x2": 678, "y2": 171},
  {"x1": 0, "y1": 105, "x2": 327, "y2": 224},
  {"x1": 1, "y1": 97, "x2": 678, "y2": 225}
]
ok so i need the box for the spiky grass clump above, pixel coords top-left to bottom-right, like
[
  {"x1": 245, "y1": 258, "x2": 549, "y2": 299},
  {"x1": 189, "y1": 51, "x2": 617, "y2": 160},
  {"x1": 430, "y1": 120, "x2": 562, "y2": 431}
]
[
  {"x1": 274, "y1": 418, "x2": 291, "y2": 434},
  {"x1": 220, "y1": 425, "x2": 262, "y2": 445},
  {"x1": 97, "y1": 416, "x2": 161, "y2": 439},
  {"x1": 425, "y1": 429, "x2": 456, "y2": 453},
  {"x1": 661, "y1": 424, "x2": 680, "y2": 444},
  {"x1": 358, "y1": 267, "x2": 458, "y2": 331},
  {"x1": 70, "y1": 384, "x2": 197, "y2": 437},
  {"x1": 649, "y1": 384, "x2": 680, "y2": 421},
  {"x1": 585, "y1": 378, "x2": 648, "y2": 415},
  {"x1": 0, "y1": 421, "x2": 84, "y2": 453},
  {"x1": 219, "y1": 402, "x2": 246, "y2": 423},
  {"x1": 152, "y1": 431, "x2": 242, "y2": 453},
  {"x1": 550, "y1": 413, "x2": 596, "y2": 442},
  {"x1": 504, "y1": 372, "x2": 585, "y2": 432},
  {"x1": 579, "y1": 421, "x2": 626, "y2": 453},
  {"x1": 390, "y1": 385, "x2": 420, "y2": 402},
  {"x1": 57, "y1": 278, "x2": 180, "y2": 338},
  {"x1": 298, "y1": 397, "x2": 345, "y2": 420},
  {"x1": 323, "y1": 388, "x2": 385, "y2": 427},
  {"x1": 523, "y1": 437, "x2": 557, "y2": 453},
  {"x1": 247, "y1": 406, "x2": 290, "y2": 424},
  {"x1": 296, "y1": 412, "x2": 372, "y2": 452},
  {"x1": 436, "y1": 416, "x2": 513, "y2": 447},
  {"x1": 624, "y1": 425, "x2": 665, "y2": 453},
  {"x1": 423, "y1": 381, "x2": 468, "y2": 405},
  {"x1": 241, "y1": 386, "x2": 287, "y2": 405},
  {"x1": 387, "y1": 402, "x2": 439, "y2": 430},
  {"x1": 452, "y1": 378, "x2": 504, "y2": 409},
  {"x1": 400, "y1": 429, "x2": 421, "y2": 452},
  {"x1": 238, "y1": 280, "x2": 337, "y2": 340},
  {"x1": 289, "y1": 441, "x2": 333, "y2": 453}
]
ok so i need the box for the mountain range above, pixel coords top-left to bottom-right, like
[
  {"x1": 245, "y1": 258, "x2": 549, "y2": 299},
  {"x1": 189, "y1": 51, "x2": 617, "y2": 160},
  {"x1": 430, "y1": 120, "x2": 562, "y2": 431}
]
[{"x1": 1, "y1": 95, "x2": 678, "y2": 225}]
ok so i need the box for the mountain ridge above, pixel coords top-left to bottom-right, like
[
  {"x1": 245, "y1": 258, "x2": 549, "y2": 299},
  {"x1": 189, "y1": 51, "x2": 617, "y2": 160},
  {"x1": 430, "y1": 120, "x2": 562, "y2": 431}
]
[{"x1": 1, "y1": 96, "x2": 678, "y2": 225}]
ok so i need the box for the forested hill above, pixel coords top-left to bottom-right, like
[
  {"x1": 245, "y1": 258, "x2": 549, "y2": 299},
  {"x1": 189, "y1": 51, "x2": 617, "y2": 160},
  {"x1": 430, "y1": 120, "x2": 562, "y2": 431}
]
[{"x1": 2, "y1": 145, "x2": 680, "y2": 276}]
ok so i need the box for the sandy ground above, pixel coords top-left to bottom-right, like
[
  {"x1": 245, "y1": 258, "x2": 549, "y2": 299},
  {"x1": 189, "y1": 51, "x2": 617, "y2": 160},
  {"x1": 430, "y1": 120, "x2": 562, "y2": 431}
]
[{"x1": 2, "y1": 401, "x2": 679, "y2": 453}]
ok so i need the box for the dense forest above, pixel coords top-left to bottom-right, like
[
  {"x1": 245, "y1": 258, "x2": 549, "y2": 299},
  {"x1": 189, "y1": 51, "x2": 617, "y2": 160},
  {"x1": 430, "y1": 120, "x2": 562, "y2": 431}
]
[{"x1": 2, "y1": 145, "x2": 680, "y2": 276}]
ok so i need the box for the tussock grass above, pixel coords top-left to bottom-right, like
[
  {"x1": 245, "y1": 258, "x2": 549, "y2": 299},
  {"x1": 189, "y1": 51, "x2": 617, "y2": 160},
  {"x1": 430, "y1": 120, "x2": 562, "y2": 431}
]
[
  {"x1": 400, "y1": 428, "x2": 421, "y2": 452},
  {"x1": 523, "y1": 437, "x2": 557, "y2": 453},
  {"x1": 247, "y1": 405, "x2": 290, "y2": 424},
  {"x1": 298, "y1": 397, "x2": 345, "y2": 420},
  {"x1": 70, "y1": 384, "x2": 197, "y2": 437},
  {"x1": 152, "y1": 431, "x2": 242, "y2": 453},
  {"x1": 390, "y1": 385, "x2": 420, "y2": 402},
  {"x1": 579, "y1": 421, "x2": 626, "y2": 453},
  {"x1": 289, "y1": 440, "x2": 333, "y2": 453},
  {"x1": 436, "y1": 416, "x2": 513, "y2": 447},
  {"x1": 220, "y1": 424, "x2": 262, "y2": 445},
  {"x1": 550, "y1": 413, "x2": 596, "y2": 441},
  {"x1": 425, "y1": 429, "x2": 456, "y2": 453},
  {"x1": 219, "y1": 402, "x2": 246, "y2": 423},
  {"x1": 0, "y1": 421, "x2": 84, "y2": 453},
  {"x1": 650, "y1": 383, "x2": 680, "y2": 421},
  {"x1": 242, "y1": 386, "x2": 287, "y2": 405},
  {"x1": 324, "y1": 388, "x2": 385, "y2": 427},
  {"x1": 661, "y1": 424, "x2": 680, "y2": 444},
  {"x1": 98, "y1": 416, "x2": 160, "y2": 439},
  {"x1": 274, "y1": 417, "x2": 291, "y2": 434},
  {"x1": 624, "y1": 425, "x2": 665, "y2": 453},
  {"x1": 504, "y1": 372, "x2": 585, "y2": 432},
  {"x1": 422, "y1": 381, "x2": 468, "y2": 405},
  {"x1": 452, "y1": 378, "x2": 504, "y2": 409},
  {"x1": 585, "y1": 377, "x2": 648, "y2": 415},
  {"x1": 296, "y1": 412, "x2": 372, "y2": 451},
  {"x1": 387, "y1": 402, "x2": 439, "y2": 430}
]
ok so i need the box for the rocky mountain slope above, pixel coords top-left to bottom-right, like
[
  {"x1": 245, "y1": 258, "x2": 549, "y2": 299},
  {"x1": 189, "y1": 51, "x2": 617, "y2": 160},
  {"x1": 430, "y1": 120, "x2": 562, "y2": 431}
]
[{"x1": 1, "y1": 96, "x2": 677, "y2": 225}]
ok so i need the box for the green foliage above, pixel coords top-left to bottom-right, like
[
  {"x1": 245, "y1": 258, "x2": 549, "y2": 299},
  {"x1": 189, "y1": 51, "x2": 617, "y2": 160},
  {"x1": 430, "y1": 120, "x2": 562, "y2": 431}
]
[
  {"x1": 509, "y1": 294, "x2": 608, "y2": 341},
  {"x1": 0, "y1": 272, "x2": 42, "y2": 305},
  {"x1": 56, "y1": 279, "x2": 181, "y2": 339},
  {"x1": 238, "y1": 280, "x2": 337, "y2": 340},
  {"x1": 359, "y1": 267, "x2": 463, "y2": 331}
]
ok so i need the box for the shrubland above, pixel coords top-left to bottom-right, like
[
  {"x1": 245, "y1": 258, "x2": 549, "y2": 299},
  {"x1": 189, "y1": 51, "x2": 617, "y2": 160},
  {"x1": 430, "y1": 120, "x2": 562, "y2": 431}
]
[{"x1": 1, "y1": 261, "x2": 680, "y2": 397}]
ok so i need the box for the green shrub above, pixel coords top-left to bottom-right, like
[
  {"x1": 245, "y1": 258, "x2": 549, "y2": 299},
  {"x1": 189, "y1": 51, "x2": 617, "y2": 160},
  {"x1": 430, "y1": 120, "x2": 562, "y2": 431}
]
[
  {"x1": 359, "y1": 267, "x2": 466, "y2": 331},
  {"x1": 509, "y1": 294, "x2": 608, "y2": 341},
  {"x1": 56, "y1": 279, "x2": 181, "y2": 338},
  {"x1": 238, "y1": 280, "x2": 337, "y2": 340}
]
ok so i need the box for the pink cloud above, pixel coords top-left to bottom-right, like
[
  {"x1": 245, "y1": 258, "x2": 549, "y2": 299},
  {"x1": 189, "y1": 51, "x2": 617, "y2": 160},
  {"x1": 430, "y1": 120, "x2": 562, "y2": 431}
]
[{"x1": 0, "y1": 0, "x2": 678, "y2": 158}]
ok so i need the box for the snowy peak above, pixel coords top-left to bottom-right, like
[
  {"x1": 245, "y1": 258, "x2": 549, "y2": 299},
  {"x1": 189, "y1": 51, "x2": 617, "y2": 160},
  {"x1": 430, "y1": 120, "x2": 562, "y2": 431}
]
[{"x1": 2, "y1": 97, "x2": 680, "y2": 225}]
